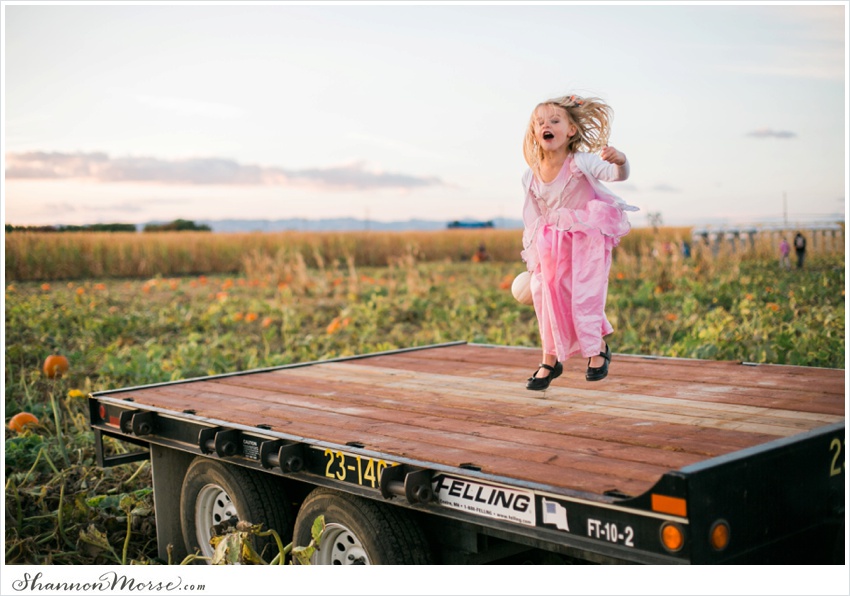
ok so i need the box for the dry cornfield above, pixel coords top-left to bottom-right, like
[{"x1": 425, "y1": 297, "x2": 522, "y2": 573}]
[{"x1": 6, "y1": 225, "x2": 842, "y2": 282}]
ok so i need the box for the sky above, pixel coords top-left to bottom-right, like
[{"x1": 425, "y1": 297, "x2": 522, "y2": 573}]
[{"x1": 2, "y1": 1, "x2": 847, "y2": 229}]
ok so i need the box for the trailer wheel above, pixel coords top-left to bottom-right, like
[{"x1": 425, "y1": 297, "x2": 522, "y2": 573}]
[
  {"x1": 180, "y1": 458, "x2": 292, "y2": 562},
  {"x1": 292, "y1": 488, "x2": 432, "y2": 565}
]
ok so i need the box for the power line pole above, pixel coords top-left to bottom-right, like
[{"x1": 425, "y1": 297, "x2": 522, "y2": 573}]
[{"x1": 783, "y1": 192, "x2": 787, "y2": 227}]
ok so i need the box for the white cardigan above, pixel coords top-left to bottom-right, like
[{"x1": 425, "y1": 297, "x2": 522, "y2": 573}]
[
  {"x1": 521, "y1": 152, "x2": 639, "y2": 213},
  {"x1": 520, "y1": 152, "x2": 638, "y2": 271}
]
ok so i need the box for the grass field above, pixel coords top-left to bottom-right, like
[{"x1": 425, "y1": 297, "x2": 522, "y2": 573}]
[{"x1": 3, "y1": 230, "x2": 845, "y2": 564}]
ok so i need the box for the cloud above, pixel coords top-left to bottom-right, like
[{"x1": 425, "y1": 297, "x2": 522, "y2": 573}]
[
  {"x1": 6, "y1": 151, "x2": 112, "y2": 179},
  {"x1": 282, "y1": 162, "x2": 443, "y2": 190},
  {"x1": 619, "y1": 183, "x2": 679, "y2": 193},
  {"x1": 88, "y1": 198, "x2": 189, "y2": 213},
  {"x1": 35, "y1": 202, "x2": 78, "y2": 216},
  {"x1": 719, "y1": 6, "x2": 844, "y2": 81},
  {"x1": 136, "y1": 95, "x2": 246, "y2": 119},
  {"x1": 650, "y1": 184, "x2": 681, "y2": 193},
  {"x1": 746, "y1": 128, "x2": 797, "y2": 139},
  {"x1": 5, "y1": 151, "x2": 446, "y2": 191},
  {"x1": 26, "y1": 198, "x2": 189, "y2": 218},
  {"x1": 346, "y1": 132, "x2": 444, "y2": 161}
]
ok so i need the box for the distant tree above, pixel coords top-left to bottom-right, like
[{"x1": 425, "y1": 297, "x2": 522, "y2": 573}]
[
  {"x1": 143, "y1": 219, "x2": 212, "y2": 232},
  {"x1": 6, "y1": 223, "x2": 138, "y2": 233},
  {"x1": 58, "y1": 223, "x2": 138, "y2": 233},
  {"x1": 5, "y1": 224, "x2": 59, "y2": 233},
  {"x1": 97, "y1": 223, "x2": 136, "y2": 232},
  {"x1": 647, "y1": 212, "x2": 663, "y2": 232}
]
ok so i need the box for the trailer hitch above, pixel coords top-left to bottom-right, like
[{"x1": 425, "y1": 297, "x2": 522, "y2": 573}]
[
  {"x1": 259, "y1": 440, "x2": 305, "y2": 473},
  {"x1": 379, "y1": 465, "x2": 433, "y2": 505}
]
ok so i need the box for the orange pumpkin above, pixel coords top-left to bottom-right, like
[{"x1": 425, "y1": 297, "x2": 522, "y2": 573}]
[
  {"x1": 43, "y1": 355, "x2": 70, "y2": 378},
  {"x1": 8, "y1": 412, "x2": 39, "y2": 432}
]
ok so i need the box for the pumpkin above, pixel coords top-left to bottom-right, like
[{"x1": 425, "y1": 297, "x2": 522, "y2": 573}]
[
  {"x1": 8, "y1": 412, "x2": 39, "y2": 432},
  {"x1": 43, "y1": 355, "x2": 70, "y2": 378}
]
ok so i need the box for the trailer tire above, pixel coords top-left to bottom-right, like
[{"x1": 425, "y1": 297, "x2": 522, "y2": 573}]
[
  {"x1": 180, "y1": 457, "x2": 292, "y2": 562},
  {"x1": 293, "y1": 488, "x2": 432, "y2": 565}
]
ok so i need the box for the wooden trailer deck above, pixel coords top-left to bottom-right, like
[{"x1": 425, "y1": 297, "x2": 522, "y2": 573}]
[{"x1": 111, "y1": 343, "x2": 845, "y2": 499}]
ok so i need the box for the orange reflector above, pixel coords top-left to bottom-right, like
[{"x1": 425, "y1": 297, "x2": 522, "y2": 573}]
[
  {"x1": 710, "y1": 521, "x2": 730, "y2": 551},
  {"x1": 651, "y1": 494, "x2": 687, "y2": 517},
  {"x1": 661, "y1": 523, "x2": 684, "y2": 552}
]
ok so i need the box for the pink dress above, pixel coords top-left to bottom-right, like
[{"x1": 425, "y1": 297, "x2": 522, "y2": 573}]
[{"x1": 520, "y1": 153, "x2": 636, "y2": 361}]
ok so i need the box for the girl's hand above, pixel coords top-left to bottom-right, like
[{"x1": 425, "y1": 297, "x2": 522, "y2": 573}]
[{"x1": 600, "y1": 146, "x2": 626, "y2": 166}]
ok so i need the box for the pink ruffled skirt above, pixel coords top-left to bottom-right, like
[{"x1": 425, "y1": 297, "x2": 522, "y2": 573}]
[{"x1": 529, "y1": 200, "x2": 628, "y2": 361}]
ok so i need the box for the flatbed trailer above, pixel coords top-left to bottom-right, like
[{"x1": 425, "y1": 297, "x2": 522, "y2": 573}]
[{"x1": 88, "y1": 342, "x2": 846, "y2": 564}]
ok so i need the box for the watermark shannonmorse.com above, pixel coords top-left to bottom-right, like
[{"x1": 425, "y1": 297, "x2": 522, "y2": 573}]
[{"x1": 10, "y1": 571, "x2": 205, "y2": 593}]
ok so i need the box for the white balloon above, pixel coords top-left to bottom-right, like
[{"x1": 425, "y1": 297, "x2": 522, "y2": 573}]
[{"x1": 511, "y1": 271, "x2": 533, "y2": 305}]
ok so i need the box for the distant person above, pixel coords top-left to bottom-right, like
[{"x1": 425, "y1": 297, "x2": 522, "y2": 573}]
[
  {"x1": 472, "y1": 243, "x2": 490, "y2": 263},
  {"x1": 518, "y1": 94, "x2": 638, "y2": 390},
  {"x1": 779, "y1": 237, "x2": 791, "y2": 269},
  {"x1": 681, "y1": 240, "x2": 691, "y2": 259},
  {"x1": 794, "y1": 232, "x2": 807, "y2": 269}
]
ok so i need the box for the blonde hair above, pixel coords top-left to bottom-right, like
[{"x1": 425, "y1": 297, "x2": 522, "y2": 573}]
[{"x1": 522, "y1": 95, "x2": 613, "y2": 168}]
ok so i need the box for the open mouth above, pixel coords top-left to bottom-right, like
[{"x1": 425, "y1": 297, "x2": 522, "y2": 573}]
[{"x1": 542, "y1": 132, "x2": 554, "y2": 140}]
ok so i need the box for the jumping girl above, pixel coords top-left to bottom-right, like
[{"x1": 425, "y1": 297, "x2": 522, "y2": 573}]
[{"x1": 520, "y1": 94, "x2": 638, "y2": 390}]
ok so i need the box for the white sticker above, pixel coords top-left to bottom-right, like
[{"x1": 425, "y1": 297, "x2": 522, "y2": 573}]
[
  {"x1": 432, "y1": 475, "x2": 536, "y2": 526},
  {"x1": 542, "y1": 497, "x2": 570, "y2": 532}
]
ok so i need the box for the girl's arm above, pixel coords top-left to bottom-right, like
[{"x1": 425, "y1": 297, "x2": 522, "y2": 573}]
[{"x1": 576, "y1": 150, "x2": 629, "y2": 182}]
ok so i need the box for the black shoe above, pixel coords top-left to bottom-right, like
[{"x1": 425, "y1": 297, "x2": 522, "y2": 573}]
[
  {"x1": 526, "y1": 361, "x2": 563, "y2": 391},
  {"x1": 586, "y1": 343, "x2": 611, "y2": 382}
]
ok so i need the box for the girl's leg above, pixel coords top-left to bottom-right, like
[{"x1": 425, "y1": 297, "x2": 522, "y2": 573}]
[
  {"x1": 532, "y1": 351, "x2": 559, "y2": 379},
  {"x1": 589, "y1": 339, "x2": 607, "y2": 368},
  {"x1": 529, "y1": 249, "x2": 563, "y2": 379},
  {"x1": 574, "y1": 233, "x2": 614, "y2": 362}
]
